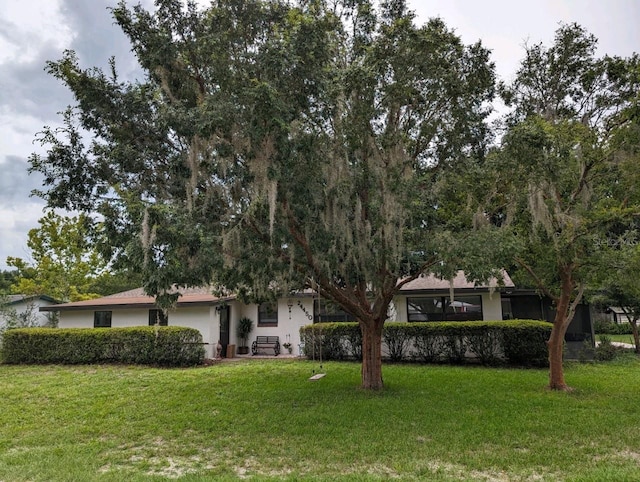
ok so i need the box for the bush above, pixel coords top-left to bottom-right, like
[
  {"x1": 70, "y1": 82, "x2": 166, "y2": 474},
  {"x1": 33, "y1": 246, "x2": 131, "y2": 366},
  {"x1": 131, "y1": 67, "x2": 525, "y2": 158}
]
[
  {"x1": 595, "y1": 335, "x2": 618, "y2": 361},
  {"x1": 345, "y1": 327, "x2": 363, "y2": 360},
  {"x1": 301, "y1": 320, "x2": 552, "y2": 366},
  {"x1": 1, "y1": 326, "x2": 205, "y2": 366},
  {"x1": 501, "y1": 320, "x2": 551, "y2": 367},
  {"x1": 383, "y1": 324, "x2": 412, "y2": 362},
  {"x1": 300, "y1": 323, "x2": 359, "y2": 361},
  {"x1": 411, "y1": 330, "x2": 444, "y2": 363},
  {"x1": 462, "y1": 323, "x2": 503, "y2": 366},
  {"x1": 594, "y1": 319, "x2": 633, "y2": 335}
]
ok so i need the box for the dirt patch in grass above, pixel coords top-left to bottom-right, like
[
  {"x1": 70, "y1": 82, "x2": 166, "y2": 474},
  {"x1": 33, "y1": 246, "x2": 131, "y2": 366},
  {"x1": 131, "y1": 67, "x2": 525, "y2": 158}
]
[
  {"x1": 426, "y1": 459, "x2": 558, "y2": 482},
  {"x1": 100, "y1": 437, "x2": 224, "y2": 479}
]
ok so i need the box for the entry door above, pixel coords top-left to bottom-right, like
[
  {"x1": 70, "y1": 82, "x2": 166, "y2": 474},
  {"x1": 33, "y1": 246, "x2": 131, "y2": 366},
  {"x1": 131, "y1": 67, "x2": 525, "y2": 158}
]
[{"x1": 219, "y1": 306, "x2": 230, "y2": 356}]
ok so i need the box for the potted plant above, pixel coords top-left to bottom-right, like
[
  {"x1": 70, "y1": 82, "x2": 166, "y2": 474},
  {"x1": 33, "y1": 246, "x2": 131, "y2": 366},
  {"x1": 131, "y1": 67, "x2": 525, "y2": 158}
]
[
  {"x1": 283, "y1": 342, "x2": 293, "y2": 354},
  {"x1": 236, "y1": 317, "x2": 254, "y2": 354}
]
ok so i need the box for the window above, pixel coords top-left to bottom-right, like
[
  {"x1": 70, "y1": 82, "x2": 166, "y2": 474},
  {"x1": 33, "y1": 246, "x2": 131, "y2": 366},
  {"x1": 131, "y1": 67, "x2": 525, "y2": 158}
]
[
  {"x1": 407, "y1": 297, "x2": 443, "y2": 322},
  {"x1": 501, "y1": 297, "x2": 513, "y2": 320},
  {"x1": 407, "y1": 296, "x2": 483, "y2": 322},
  {"x1": 258, "y1": 301, "x2": 278, "y2": 326},
  {"x1": 314, "y1": 299, "x2": 355, "y2": 323},
  {"x1": 149, "y1": 309, "x2": 168, "y2": 326},
  {"x1": 94, "y1": 311, "x2": 112, "y2": 328}
]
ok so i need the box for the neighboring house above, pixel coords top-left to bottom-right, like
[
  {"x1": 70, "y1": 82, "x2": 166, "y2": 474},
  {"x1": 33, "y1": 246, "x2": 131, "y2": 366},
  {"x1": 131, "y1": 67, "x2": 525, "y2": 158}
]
[
  {"x1": 40, "y1": 271, "x2": 593, "y2": 359},
  {"x1": 602, "y1": 307, "x2": 635, "y2": 325},
  {"x1": 1, "y1": 294, "x2": 59, "y2": 330}
]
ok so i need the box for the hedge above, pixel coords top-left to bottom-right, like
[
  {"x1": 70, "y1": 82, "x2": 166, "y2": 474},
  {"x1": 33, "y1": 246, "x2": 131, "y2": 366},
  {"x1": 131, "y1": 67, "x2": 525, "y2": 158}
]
[
  {"x1": 300, "y1": 320, "x2": 552, "y2": 367},
  {"x1": 593, "y1": 319, "x2": 634, "y2": 335},
  {"x1": 1, "y1": 326, "x2": 205, "y2": 367}
]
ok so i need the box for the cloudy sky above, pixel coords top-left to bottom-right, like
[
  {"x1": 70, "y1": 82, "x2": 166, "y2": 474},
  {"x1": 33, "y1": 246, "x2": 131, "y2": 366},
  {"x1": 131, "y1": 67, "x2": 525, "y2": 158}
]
[{"x1": 1, "y1": 0, "x2": 638, "y2": 271}]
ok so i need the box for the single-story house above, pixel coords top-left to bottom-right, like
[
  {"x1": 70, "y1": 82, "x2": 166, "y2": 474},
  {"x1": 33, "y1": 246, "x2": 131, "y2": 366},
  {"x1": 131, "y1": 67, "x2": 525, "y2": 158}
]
[
  {"x1": 602, "y1": 307, "x2": 636, "y2": 325},
  {"x1": 1, "y1": 294, "x2": 59, "y2": 329},
  {"x1": 40, "y1": 272, "x2": 593, "y2": 359}
]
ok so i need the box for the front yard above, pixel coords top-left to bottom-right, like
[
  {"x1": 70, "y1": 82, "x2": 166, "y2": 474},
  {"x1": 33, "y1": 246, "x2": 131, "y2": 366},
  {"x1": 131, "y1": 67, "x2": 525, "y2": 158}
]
[{"x1": 0, "y1": 357, "x2": 639, "y2": 480}]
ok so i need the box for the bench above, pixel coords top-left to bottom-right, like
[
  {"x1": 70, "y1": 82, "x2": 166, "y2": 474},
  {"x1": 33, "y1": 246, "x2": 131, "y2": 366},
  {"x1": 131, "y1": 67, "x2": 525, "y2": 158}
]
[{"x1": 252, "y1": 336, "x2": 280, "y2": 356}]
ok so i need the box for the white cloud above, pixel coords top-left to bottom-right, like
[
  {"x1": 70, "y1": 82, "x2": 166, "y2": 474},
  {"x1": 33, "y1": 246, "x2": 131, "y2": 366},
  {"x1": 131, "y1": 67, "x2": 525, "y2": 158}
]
[
  {"x1": 0, "y1": 0, "x2": 72, "y2": 65},
  {"x1": 0, "y1": 201, "x2": 46, "y2": 269}
]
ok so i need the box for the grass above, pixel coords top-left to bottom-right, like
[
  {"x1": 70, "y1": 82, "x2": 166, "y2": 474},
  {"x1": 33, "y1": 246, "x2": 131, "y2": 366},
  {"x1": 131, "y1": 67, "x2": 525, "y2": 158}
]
[
  {"x1": 599, "y1": 333, "x2": 636, "y2": 346},
  {"x1": 1, "y1": 357, "x2": 639, "y2": 481}
]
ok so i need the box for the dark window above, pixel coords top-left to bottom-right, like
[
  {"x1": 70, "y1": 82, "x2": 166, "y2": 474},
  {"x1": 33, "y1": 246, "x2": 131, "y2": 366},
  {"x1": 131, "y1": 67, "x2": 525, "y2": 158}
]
[
  {"x1": 314, "y1": 299, "x2": 355, "y2": 323},
  {"x1": 501, "y1": 297, "x2": 513, "y2": 320},
  {"x1": 94, "y1": 311, "x2": 112, "y2": 328},
  {"x1": 407, "y1": 296, "x2": 483, "y2": 322},
  {"x1": 258, "y1": 301, "x2": 278, "y2": 326},
  {"x1": 149, "y1": 309, "x2": 168, "y2": 326}
]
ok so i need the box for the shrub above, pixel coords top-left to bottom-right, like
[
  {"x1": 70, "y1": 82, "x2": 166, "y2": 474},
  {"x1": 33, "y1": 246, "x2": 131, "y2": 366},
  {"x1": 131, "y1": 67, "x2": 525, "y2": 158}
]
[
  {"x1": 594, "y1": 319, "x2": 633, "y2": 335},
  {"x1": 411, "y1": 330, "x2": 443, "y2": 363},
  {"x1": 301, "y1": 320, "x2": 551, "y2": 366},
  {"x1": 441, "y1": 329, "x2": 468, "y2": 364},
  {"x1": 346, "y1": 326, "x2": 363, "y2": 360},
  {"x1": 501, "y1": 320, "x2": 551, "y2": 367},
  {"x1": 300, "y1": 323, "x2": 359, "y2": 361},
  {"x1": 463, "y1": 323, "x2": 503, "y2": 366},
  {"x1": 383, "y1": 324, "x2": 412, "y2": 362},
  {"x1": 1, "y1": 326, "x2": 205, "y2": 366},
  {"x1": 594, "y1": 335, "x2": 618, "y2": 361}
]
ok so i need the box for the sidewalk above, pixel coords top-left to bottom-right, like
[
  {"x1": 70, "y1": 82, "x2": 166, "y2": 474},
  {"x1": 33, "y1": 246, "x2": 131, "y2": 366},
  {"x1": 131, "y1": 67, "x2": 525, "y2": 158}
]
[
  {"x1": 216, "y1": 352, "x2": 302, "y2": 362},
  {"x1": 595, "y1": 340, "x2": 635, "y2": 349}
]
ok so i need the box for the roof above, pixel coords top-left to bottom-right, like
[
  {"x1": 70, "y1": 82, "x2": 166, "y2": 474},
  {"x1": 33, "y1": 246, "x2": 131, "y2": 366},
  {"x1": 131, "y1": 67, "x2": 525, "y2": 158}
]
[
  {"x1": 4, "y1": 294, "x2": 60, "y2": 305},
  {"x1": 398, "y1": 270, "x2": 514, "y2": 293},
  {"x1": 41, "y1": 271, "x2": 514, "y2": 312},
  {"x1": 39, "y1": 286, "x2": 232, "y2": 312}
]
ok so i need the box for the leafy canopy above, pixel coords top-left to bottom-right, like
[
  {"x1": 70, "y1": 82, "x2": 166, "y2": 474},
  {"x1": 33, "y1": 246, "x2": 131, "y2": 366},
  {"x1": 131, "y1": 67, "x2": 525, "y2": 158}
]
[{"x1": 30, "y1": 0, "x2": 496, "y2": 306}]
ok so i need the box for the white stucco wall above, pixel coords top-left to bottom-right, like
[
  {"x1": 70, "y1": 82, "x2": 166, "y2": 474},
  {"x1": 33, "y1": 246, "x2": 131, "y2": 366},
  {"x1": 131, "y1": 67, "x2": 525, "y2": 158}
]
[
  {"x1": 169, "y1": 306, "x2": 215, "y2": 357},
  {"x1": 58, "y1": 311, "x2": 93, "y2": 328},
  {"x1": 392, "y1": 297, "x2": 408, "y2": 322},
  {"x1": 225, "y1": 297, "x2": 313, "y2": 356},
  {"x1": 481, "y1": 293, "x2": 503, "y2": 321},
  {"x1": 59, "y1": 309, "x2": 148, "y2": 328},
  {"x1": 277, "y1": 297, "x2": 314, "y2": 355},
  {"x1": 58, "y1": 306, "x2": 218, "y2": 357},
  {"x1": 1, "y1": 298, "x2": 56, "y2": 329}
]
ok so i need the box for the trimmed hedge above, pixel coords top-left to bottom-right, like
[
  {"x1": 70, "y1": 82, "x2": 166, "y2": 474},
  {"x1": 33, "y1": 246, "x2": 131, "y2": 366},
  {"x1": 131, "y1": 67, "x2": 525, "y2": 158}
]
[
  {"x1": 594, "y1": 319, "x2": 634, "y2": 335},
  {"x1": 1, "y1": 326, "x2": 205, "y2": 367},
  {"x1": 300, "y1": 320, "x2": 552, "y2": 367}
]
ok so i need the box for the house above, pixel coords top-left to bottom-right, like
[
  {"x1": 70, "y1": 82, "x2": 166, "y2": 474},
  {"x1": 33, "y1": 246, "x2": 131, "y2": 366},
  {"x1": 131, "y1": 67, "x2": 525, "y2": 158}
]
[
  {"x1": 1, "y1": 294, "x2": 59, "y2": 329},
  {"x1": 40, "y1": 272, "x2": 593, "y2": 359},
  {"x1": 602, "y1": 307, "x2": 635, "y2": 325}
]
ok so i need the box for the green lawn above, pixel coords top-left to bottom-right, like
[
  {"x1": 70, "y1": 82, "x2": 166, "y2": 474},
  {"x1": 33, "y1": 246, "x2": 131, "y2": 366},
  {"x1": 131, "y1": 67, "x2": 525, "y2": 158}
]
[
  {"x1": 1, "y1": 357, "x2": 639, "y2": 481},
  {"x1": 599, "y1": 333, "x2": 636, "y2": 346}
]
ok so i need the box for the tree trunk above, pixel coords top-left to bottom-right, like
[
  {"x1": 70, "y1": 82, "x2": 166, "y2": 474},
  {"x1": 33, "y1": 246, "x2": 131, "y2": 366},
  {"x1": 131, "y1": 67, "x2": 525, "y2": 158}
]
[
  {"x1": 360, "y1": 319, "x2": 384, "y2": 390},
  {"x1": 547, "y1": 320, "x2": 569, "y2": 390},
  {"x1": 631, "y1": 319, "x2": 640, "y2": 354},
  {"x1": 548, "y1": 272, "x2": 576, "y2": 391}
]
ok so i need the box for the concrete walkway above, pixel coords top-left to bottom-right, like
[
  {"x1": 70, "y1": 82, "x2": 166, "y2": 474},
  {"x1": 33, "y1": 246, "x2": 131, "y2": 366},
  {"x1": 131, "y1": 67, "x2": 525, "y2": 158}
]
[
  {"x1": 215, "y1": 353, "x2": 302, "y2": 363},
  {"x1": 595, "y1": 340, "x2": 636, "y2": 349},
  {"x1": 611, "y1": 341, "x2": 636, "y2": 349}
]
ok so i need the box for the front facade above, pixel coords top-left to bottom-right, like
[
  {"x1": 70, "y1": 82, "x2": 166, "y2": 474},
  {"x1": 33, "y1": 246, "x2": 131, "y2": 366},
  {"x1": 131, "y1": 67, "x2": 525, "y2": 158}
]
[
  {"x1": 41, "y1": 271, "x2": 596, "y2": 359},
  {"x1": 42, "y1": 288, "x2": 319, "y2": 358},
  {"x1": 41, "y1": 272, "x2": 519, "y2": 358}
]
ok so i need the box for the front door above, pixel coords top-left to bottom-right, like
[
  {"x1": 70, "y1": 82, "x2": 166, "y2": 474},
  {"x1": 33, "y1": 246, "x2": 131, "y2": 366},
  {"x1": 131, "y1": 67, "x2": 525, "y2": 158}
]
[{"x1": 219, "y1": 305, "x2": 230, "y2": 357}]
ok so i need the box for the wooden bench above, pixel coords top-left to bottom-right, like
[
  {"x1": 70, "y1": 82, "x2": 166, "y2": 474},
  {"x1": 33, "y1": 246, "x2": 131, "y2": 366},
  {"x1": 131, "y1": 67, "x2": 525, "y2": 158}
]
[{"x1": 251, "y1": 336, "x2": 280, "y2": 356}]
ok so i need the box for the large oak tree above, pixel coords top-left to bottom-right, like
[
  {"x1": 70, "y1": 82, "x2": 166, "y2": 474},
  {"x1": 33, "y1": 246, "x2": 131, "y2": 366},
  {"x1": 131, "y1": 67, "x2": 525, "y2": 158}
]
[{"x1": 30, "y1": 0, "x2": 495, "y2": 389}]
